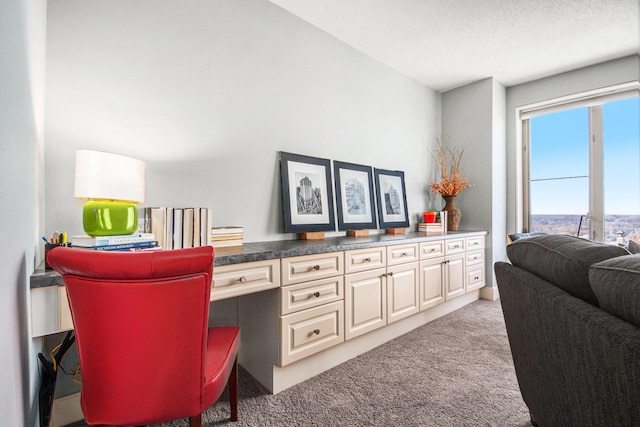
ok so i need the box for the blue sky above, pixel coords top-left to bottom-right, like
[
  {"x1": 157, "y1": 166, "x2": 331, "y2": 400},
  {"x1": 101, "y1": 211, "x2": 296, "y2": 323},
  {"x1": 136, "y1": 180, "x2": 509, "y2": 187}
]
[{"x1": 530, "y1": 97, "x2": 639, "y2": 215}]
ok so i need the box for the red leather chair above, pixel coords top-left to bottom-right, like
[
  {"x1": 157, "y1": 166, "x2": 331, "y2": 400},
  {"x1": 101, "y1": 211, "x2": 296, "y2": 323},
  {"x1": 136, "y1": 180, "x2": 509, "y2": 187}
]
[{"x1": 47, "y1": 246, "x2": 240, "y2": 426}]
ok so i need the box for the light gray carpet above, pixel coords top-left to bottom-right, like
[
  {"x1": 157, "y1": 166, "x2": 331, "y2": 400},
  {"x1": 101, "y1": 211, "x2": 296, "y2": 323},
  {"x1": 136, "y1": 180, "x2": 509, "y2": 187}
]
[{"x1": 69, "y1": 299, "x2": 531, "y2": 426}]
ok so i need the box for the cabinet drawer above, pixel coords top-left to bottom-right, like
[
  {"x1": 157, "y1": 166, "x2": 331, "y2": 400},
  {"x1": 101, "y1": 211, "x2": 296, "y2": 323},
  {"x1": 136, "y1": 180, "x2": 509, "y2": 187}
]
[
  {"x1": 466, "y1": 236, "x2": 485, "y2": 250},
  {"x1": 419, "y1": 240, "x2": 445, "y2": 259},
  {"x1": 467, "y1": 264, "x2": 485, "y2": 292},
  {"x1": 466, "y1": 250, "x2": 484, "y2": 266},
  {"x1": 445, "y1": 238, "x2": 465, "y2": 255},
  {"x1": 280, "y1": 300, "x2": 344, "y2": 366},
  {"x1": 212, "y1": 259, "x2": 280, "y2": 301},
  {"x1": 344, "y1": 247, "x2": 386, "y2": 274},
  {"x1": 281, "y1": 252, "x2": 344, "y2": 286},
  {"x1": 280, "y1": 276, "x2": 344, "y2": 315},
  {"x1": 387, "y1": 243, "x2": 419, "y2": 266}
]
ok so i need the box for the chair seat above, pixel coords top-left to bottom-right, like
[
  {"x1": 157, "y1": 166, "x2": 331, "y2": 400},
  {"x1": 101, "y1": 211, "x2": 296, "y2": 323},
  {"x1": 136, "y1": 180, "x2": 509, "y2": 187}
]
[{"x1": 204, "y1": 326, "x2": 240, "y2": 406}]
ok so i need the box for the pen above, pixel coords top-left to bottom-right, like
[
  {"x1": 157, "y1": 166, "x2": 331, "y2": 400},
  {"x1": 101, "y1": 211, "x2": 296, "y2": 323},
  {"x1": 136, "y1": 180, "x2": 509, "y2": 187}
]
[{"x1": 42, "y1": 237, "x2": 49, "y2": 244}]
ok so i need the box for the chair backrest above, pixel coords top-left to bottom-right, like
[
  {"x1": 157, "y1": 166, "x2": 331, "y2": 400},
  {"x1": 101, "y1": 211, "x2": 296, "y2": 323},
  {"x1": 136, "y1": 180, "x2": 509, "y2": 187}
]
[{"x1": 47, "y1": 246, "x2": 214, "y2": 425}]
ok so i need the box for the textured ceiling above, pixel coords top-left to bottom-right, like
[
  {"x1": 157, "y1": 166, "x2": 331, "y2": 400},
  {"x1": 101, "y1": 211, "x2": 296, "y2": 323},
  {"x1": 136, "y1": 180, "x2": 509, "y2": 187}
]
[{"x1": 269, "y1": 0, "x2": 639, "y2": 92}]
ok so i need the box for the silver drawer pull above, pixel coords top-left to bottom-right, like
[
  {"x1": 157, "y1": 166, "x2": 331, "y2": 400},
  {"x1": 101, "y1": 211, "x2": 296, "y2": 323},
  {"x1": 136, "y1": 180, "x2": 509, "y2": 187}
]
[
  {"x1": 313, "y1": 265, "x2": 320, "y2": 271},
  {"x1": 430, "y1": 248, "x2": 436, "y2": 252},
  {"x1": 313, "y1": 291, "x2": 320, "y2": 298},
  {"x1": 453, "y1": 244, "x2": 460, "y2": 248},
  {"x1": 401, "y1": 252, "x2": 408, "y2": 256},
  {"x1": 383, "y1": 272, "x2": 394, "y2": 277},
  {"x1": 364, "y1": 257, "x2": 371, "y2": 262},
  {"x1": 239, "y1": 276, "x2": 247, "y2": 283},
  {"x1": 472, "y1": 256, "x2": 478, "y2": 260},
  {"x1": 474, "y1": 276, "x2": 480, "y2": 281},
  {"x1": 313, "y1": 329, "x2": 320, "y2": 335}
]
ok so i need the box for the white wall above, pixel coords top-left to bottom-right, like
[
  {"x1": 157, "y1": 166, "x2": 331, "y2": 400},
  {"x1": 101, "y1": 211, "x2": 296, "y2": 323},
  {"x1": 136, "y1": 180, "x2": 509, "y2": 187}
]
[
  {"x1": 505, "y1": 55, "x2": 640, "y2": 234},
  {"x1": 45, "y1": 0, "x2": 441, "y2": 242},
  {"x1": 441, "y1": 77, "x2": 506, "y2": 287},
  {"x1": 0, "y1": 0, "x2": 47, "y2": 425}
]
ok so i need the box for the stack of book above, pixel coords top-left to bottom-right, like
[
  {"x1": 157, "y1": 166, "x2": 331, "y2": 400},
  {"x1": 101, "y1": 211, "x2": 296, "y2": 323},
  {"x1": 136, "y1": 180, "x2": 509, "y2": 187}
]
[
  {"x1": 210, "y1": 226, "x2": 244, "y2": 248},
  {"x1": 418, "y1": 211, "x2": 448, "y2": 234},
  {"x1": 138, "y1": 207, "x2": 212, "y2": 250},
  {"x1": 71, "y1": 233, "x2": 159, "y2": 251}
]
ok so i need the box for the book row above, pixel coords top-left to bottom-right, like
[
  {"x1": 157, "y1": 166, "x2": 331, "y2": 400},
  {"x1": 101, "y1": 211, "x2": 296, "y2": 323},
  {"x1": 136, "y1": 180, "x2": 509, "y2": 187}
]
[{"x1": 139, "y1": 207, "x2": 213, "y2": 250}]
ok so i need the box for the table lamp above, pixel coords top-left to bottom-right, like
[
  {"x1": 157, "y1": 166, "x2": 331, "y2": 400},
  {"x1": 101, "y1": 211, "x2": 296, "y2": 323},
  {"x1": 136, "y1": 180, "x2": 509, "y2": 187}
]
[{"x1": 74, "y1": 150, "x2": 146, "y2": 236}]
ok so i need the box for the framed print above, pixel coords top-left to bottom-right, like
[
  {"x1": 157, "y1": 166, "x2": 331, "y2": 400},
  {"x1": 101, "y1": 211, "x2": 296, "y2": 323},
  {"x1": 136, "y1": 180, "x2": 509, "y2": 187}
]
[
  {"x1": 374, "y1": 168, "x2": 409, "y2": 228},
  {"x1": 280, "y1": 152, "x2": 336, "y2": 233},
  {"x1": 333, "y1": 161, "x2": 377, "y2": 231}
]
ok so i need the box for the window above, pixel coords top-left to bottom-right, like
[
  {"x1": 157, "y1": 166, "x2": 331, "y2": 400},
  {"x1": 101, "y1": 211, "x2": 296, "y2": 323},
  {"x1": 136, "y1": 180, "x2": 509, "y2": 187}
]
[{"x1": 521, "y1": 83, "x2": 639, "y2": 244}]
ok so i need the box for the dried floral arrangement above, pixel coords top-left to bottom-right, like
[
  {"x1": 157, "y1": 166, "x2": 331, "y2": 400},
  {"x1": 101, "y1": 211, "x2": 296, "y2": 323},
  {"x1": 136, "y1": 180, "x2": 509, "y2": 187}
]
[{"x1": 430, "y1": 137, "x2": 472, "y2": 197}]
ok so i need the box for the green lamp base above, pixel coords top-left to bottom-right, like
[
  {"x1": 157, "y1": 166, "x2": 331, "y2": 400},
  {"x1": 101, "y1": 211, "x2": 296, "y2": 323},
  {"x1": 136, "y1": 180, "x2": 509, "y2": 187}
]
[{"x1": 83, "y1": 200, "x2": 138, "y2": 236}]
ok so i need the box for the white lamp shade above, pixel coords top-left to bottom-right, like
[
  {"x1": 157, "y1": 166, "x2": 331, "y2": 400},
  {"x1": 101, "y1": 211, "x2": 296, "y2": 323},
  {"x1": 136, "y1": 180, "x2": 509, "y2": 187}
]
[{"x1": 74, "y1": 150, "x2": 146, "y2": 203}]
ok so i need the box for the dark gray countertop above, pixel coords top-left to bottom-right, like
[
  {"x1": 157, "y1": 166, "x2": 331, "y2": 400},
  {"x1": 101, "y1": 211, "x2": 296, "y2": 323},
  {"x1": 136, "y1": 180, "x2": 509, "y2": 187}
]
[{"x1": 31, "y1": 230, "x2": 486, "y2": 289}]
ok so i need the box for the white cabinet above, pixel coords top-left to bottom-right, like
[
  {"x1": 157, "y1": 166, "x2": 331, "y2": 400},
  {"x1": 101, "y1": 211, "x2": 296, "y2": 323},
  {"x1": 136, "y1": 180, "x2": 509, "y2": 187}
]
[
  {"x1": 465, "y1": 236, "x2": 485, "y2": 292},
  {"x1": 444, "y1": 254, "x2": 466, "y2": 300},
  {"x1": 344, "y1": 267, "x2": 387, "y2": 340},
  {"x1": 344, "y1": 244, "x2": 420, "y2": 339},
  {"x1": 386, "y1": 261, "x2": 420, "y2": 323},
  {"x1": 419, "y1": 257, "x2": 445, "y2": 310},
  {"x1": 279, "y1": 252, "x2": 345, "y2": 366}
]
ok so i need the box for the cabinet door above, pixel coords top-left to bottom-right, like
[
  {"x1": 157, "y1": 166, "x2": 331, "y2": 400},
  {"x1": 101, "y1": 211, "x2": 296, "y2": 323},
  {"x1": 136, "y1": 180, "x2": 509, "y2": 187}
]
[
  {"x1": 344, "y1": 268, "x2": 387, "y2": 340},
  {"x1": 386, "y1": 262, "x2": 419, "y2": 323},
  {"x1": 419, "y1": 258, "x2": 445, "y2": 310},
  {"x1": 445, "y1": 254, "x2": 466, "y2": 300}
]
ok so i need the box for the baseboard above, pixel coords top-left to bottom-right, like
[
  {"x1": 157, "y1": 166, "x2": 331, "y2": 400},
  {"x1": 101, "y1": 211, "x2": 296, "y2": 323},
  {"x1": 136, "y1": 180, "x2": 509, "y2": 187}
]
[
  {"x1": 479, "y1": 286, "x2": 500, "y2": 301},
  {"x1": 51, "y1": 392, "x2": 82, "y2": 427}
]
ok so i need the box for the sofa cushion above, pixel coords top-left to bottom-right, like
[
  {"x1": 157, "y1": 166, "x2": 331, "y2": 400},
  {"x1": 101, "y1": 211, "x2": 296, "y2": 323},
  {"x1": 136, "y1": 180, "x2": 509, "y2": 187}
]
[
  {"x1": 507, "y1": 234, "x2": 629, "y2": 306},
  {"x1": 589, "y1": 255, "x2": 640, "y2": 327}
]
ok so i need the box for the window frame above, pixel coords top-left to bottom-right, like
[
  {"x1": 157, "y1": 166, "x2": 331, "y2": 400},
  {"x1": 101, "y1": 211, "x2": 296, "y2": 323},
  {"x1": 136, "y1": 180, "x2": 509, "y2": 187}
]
[{"x1": 517, "y1": 81, "x2": 639, "y2": 241}]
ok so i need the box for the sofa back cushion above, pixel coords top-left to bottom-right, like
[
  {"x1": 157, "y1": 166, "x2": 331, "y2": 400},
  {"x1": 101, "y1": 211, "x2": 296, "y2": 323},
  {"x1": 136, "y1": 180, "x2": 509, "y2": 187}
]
[
  {"x1": 589, "y1": 255, "x2": 640, "y2": 327},
  {"x1": 507, "y1": 234, "x2": 629, "y2": 306}
]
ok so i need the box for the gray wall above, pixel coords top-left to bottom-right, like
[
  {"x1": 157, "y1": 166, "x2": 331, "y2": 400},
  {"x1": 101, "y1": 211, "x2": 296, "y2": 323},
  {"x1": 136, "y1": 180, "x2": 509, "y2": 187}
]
[
  {"x1": 505, "y1": 55, "x2": 640, "y2": 235},
  {"x1": 45, "y1": 0, "x2": 441, "y2": 242},
  {"x1": 441, "y1": 78, "x2": 507, "y2": 287},
  {"x1": 0, "y1": 0, "x2": 47, "y2": 425}
]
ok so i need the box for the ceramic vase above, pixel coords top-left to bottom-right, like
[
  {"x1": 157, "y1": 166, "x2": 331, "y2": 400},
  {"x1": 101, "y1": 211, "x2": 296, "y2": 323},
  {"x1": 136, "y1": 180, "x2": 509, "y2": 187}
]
[{"x1": 443, "y1": 195, "x2": 461, "y2": 231}]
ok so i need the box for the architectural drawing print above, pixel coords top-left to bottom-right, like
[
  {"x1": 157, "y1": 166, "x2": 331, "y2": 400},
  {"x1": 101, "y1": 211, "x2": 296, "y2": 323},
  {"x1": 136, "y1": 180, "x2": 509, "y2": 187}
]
[
  {"x1": 296, "y1": 173, "x2": 323, "y2": 215},
  {"x1": 344, "y1": 179, "x2": 367, "y2": 215}
]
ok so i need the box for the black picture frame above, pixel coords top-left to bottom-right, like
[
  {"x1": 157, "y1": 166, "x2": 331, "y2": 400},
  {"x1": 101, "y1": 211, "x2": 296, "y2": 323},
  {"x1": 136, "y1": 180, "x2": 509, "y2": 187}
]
[
  {"x1": 333, "y1": 161, "x2": 377, "y2": 231},
  {"x1": 280, "y1": 152, "x2": 336, "y2": 233},
  {"x1": 374, "y1": 168, "x2": 409, "y2": 229}
]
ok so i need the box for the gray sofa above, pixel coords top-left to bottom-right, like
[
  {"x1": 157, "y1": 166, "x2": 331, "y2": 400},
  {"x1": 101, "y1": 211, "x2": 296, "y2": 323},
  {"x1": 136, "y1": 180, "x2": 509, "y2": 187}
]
[{"x1": 494, "y1": 234, "x2": 640, "y2": 427}]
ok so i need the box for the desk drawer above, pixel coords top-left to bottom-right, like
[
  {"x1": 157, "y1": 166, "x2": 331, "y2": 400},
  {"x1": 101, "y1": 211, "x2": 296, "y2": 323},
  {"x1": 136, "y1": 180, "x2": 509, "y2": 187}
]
[
  {"x1": 419, "y1": 240, "x2": 445, "y2": 260},
  {"x1": 212, "y1": 259, "x2": 280, "y2": 301},
  {"x1": 387, "y1": 243, "x2": 419, "y2": 266},
  {"x1": 466, "y1": 236, "x2": 485, "y2": 250},
  {"x1": 282, "y1": 252, "x2": 344, "y2": 286},
  {"x1": 445, "y1": 238, "x2": 465, "y2": 255},
  {"x1": 467, "y1": 264, "x2": 485, "y2": 292},
  {"x1": 280, "y1": 276, "x2": 344, "y2": 315},
  {"x1": 280, "y1": 301, "x2": 344, "y2": 366},
  {"x1": 345, "y1": 247, "x2": 386, "y2": 274},
  {"x1": 466, "y1": 250, "x2": 484, "y2": 266}
]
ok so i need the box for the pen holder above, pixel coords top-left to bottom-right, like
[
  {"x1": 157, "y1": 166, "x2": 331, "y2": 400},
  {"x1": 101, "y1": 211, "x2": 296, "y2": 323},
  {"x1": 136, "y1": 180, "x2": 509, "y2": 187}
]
[{"x1": 44, "y1": 243, "x2": 61, "y2": 271}]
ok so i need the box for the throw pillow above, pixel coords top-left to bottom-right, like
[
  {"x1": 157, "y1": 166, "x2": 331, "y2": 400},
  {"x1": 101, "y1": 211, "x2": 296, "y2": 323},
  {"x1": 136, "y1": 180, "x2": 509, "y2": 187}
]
[
  {"x1": 589, "y1": 255, "x2": 640, "y2": 328},
  {"x1": 507, "y1": 234, "x2": 630, "y2": 306},
  {"x1": 628, "y1": 240, "x2": 639, "y2": 254}
]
